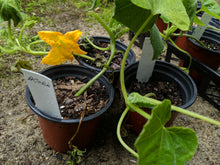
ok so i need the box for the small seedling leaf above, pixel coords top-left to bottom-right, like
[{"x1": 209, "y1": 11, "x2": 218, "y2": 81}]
[{"x1": 128, "y1": 92, "x2": 157, "y2": 108}]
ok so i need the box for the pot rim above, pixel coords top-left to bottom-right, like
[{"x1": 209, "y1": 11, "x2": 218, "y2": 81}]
[
  {"x1": 186, "y1": 28, "x2": 220, "y2": 53},
  {"x1": 76, "y1": 36, "x2": 136, "y2": 73},
  {"x1": 25, "y1": 64, "x2": 115, "y2": 124}
]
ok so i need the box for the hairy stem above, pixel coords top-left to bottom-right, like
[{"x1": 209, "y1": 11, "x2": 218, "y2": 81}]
[
  {"x1": 93, "y1": 13, "x2": 114, "y2": 39},
  {"x1": 85, "y1": 36, "x2": 110, "y2": 51},
  {"x1": 143, "y1": 97, "x2": 220, "y2": 126},
  {"x1": 171, "y1": 33, "x2": 206, "y2": 48},
  {"x1": 168, "y1": 38, "x2": 192, "y2": 70},
  {"x1": 74, "y1": 31, "x2": 116, "y2": 96},
  {"x1": 115, "y1": 27, "x2": 130, "y2": 39},
  {"x1": 72, "y1": 53, "x2": 95, "y2": 62},
  {"x1": 18, "y1": 23, "x2": 26, "y2": 48},
  {"x1": 120, "y1": 13, "x2": 154, "y2": 103},
  {"x1": 117, "y1": 107, "x2": 139, "y2": 158},
  {"x1": 8, "y1": 20, "x2": 13, "y2": 41}
]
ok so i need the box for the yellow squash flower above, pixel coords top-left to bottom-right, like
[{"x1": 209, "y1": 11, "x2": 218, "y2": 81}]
[{"x1": 38, "y1": 30, "x2": 87, "y2": 65}]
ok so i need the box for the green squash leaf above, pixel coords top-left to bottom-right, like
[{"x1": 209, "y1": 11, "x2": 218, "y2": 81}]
[
  {"x1": 181, "y1": 0, "x2": 197, "y2": 30},
  {"x1": 200, "y1": 0, "x2": 220, "y2": 20},
  {"x1": 150, "y1": 25, "x2": 164, "y2": 60},
  {"x1": 135, "y1": 100, "x2": 198, "y2": 165},
  {"x1": 113, "y1": 0, "x2": 158, "y2": 33},
  {"x1": 0, "y1": 0, "x2": 24, "y2": 26},
  {"x1": 131, "y1": 0, "x2": 191, "y2": 31}
]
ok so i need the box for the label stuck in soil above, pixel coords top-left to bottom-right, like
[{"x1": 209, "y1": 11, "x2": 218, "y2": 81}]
[
  {"x1": 136, "y1": 37, "x2": 155, "y2": 82},
  {"x1": 21, "y1": 68, "x2": 62, "y2": 119}
]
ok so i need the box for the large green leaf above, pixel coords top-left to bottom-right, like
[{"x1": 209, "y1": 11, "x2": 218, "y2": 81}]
[
  {"x1": 113, "y1": 0, "x2": 158, "y2": 33},
  {"x1": 0, "y1": 0, "x2": 24, "y2": 26},
  {"x1": 200, "y1": 0, "x2": 220, "y2": 20},
  {"x1": 181, "y1": 0, "x2": 197, "y2": 30},
  {"x1": 131, "y1": 0, "x2": 191, "y2": 31},
  {"x1": 134, "y1": 99, "x2": 198, "y2": 165}
]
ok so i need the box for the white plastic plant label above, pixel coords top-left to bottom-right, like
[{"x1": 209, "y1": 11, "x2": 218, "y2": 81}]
[
  {"x1": 21, "y1": 68, "x2": 62, "y2": 119},
  {"x1": 192, "y1": 12, "x2": 212, "y2": 40},
  {"x1": 136, "y1": 37, "x2": 156, "y2": 83}
]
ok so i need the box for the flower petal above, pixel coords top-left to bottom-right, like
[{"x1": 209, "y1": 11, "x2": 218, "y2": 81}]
[
  {"x1": 40, "y1": 30, "x2": 87, "y2": 65},
  {"x1": 41, "y1": 48, "x2": 73, "y2": 65},
  {"x1": 38, "y1": 31, "x2": 63, "y2": 47},
  {"x1": 64, "y1": 30, "x2": 82, "y2": 42}
]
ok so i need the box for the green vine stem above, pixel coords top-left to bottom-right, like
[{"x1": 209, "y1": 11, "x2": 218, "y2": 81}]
[
  {"x1": 206, "y1": 26, "x2": 220, "y2": 32},
  {"x1": 8, "y1": 20, "x2": 13, "y2": 42},
  {"x1": 117, "y1": 107, "x2": 139, "y2": 158},
  {"x1": 171, "y1": 33, "x2": 207, "y2": 48},
  {"x1": 0, "y1": 45, "x2": 19, "y2": 54},
  {"x1": 145, "y1": 97, "x2": 220, "y2": 126},
  {"x1": 18, "y1": 23, "x2": 26, "y2": 49},
  {"x1": 93, "y1": 13, "x2": 115, "y2": 39},
  {"x1": 75, "y1": 38, "x2": 116, "y2": 96},
  {"x1": 85, "y1": 36, "x2": 110, "y2": 51},
  {"x1": 168, "y1": 38, "x2": 192, "y2": 71},
  {"x1": 120, "y1": 13, "x2": 154, "y2": 103},
  {"x1": 75, "y1": 14, "x2": 116, "y2": 97},
  {"x1": 115, "y1": 27, "x2": 130, "y2": 39},
  {"x1": 72, "y1": 53, "x2": 95, "y2": 62}
]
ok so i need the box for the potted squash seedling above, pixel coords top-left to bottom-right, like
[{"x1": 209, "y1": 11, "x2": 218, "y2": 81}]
[
  {"x1": 175, "y1": 16, "x2": 220, "y2": 83},
  {"x1": 171, "y1": 1, "x2": 220, "y2": 84},
  {"x1": 110, "y1": 0, "x2": 220, "y2": 164},
  {"x1": 23, "y1": 15, "x2": 135, "y2": 153},
  {"x1": 0, "y1": 0, "x2": 125, "y2": 154}
]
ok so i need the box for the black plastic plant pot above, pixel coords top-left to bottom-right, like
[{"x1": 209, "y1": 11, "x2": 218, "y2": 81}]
[
  {"x1": 124, "y1": 60, "x2": 197, "y2": 134},
  {"x1": 176, "y1": 28, "x2": 220, "y2": 84},
  {"x1": 76, "y1": 36, "x2": 136, "y2": 85},
  {"x1": 25, "y1": 64, "x2": 114, "y2": 153}
]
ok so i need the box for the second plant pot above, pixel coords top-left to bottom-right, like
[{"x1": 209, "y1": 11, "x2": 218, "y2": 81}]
[
  {"x1": 76, "y1": 36, "x2": 136, "y2": 86},
  {"x1": 25, "y1": 64, "x2": 114, "y2": 153},
  {"x1": 124, "y1": 60, "x2": 197, "y2": 135},
  {"x1": 176, "y1": 28, "x2": 220, "y2": 84}
]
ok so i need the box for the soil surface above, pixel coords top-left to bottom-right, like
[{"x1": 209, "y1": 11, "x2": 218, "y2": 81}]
[
  {"x1": 53, "y1": 76, "x2": 108, "y2": 119},
  {"x1": 0, "y1": 1, "x2": 220, "y2": 165},
  {"x1": 128, "y1": 80, "x2": 183, "y2": 107}
]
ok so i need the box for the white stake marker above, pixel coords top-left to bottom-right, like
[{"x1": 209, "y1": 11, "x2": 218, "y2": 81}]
[
  {"x1": 22, "y1": 68, "x2": 62, "y2": 119},
  {"x1": 136, "y1": 37, "x2": 156, "y2": 83},
  {"x1": 192, "y1": 13, "x2": 212, "y2": 40}
]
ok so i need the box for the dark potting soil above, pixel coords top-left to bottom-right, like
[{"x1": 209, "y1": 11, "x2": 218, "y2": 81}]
[
  {"x1": 52, "y1": 76, "x2": 109, "y2": 119},
  {"x1": 128, "y1": 80, "x2": 183, "y2": 106},
  {"x1": 201, "y1": 39, "x2": 220, "y2": 51},
  {"x1": 79, "y1": 39, "x2": 127, "y2": 70}
]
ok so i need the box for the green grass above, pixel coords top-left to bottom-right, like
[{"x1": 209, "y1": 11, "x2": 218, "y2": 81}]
[
  {"x1": 71, "y1": 0, "x2": 114, "y2": 24},
  {"x1": 21, "y1": 0, "x2": 114, "y2": 25}
]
